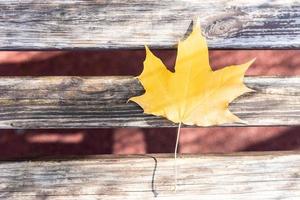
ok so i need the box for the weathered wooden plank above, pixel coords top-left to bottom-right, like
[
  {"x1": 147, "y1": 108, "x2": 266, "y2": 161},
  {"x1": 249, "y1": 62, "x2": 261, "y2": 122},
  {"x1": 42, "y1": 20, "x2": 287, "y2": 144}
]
[
  {"x1": 0, "y1": 152, "x2": 299, "y2": 199},
  {"x1": 0, "y1": 76, "x2": 298, "y2": 128},
  {"x1": 0, "y1": 0, "x2": 299, "y2": 49}
]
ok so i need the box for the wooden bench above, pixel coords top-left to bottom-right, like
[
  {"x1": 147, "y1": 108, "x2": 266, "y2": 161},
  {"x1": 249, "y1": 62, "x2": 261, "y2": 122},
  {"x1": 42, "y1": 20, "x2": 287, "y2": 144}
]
[{"x1": 0, "y1": 0, "x2": 300, "y2": 199}]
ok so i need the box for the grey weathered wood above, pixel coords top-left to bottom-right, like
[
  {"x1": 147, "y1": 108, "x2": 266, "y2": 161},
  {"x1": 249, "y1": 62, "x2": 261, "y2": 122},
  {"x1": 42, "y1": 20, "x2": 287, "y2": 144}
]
[
  {"x1": 0, "y1": 152, "x2": 299, "y2": 199},
  {"x1": 0, "y1": 76, "x2": 298, "y2": 128},
  {"x1": 0, "y1": 0, "x2": 299, "y2": 49}
]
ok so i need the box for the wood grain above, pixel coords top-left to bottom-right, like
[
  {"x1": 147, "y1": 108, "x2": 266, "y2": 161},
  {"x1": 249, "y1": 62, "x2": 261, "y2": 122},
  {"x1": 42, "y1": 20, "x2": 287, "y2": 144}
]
[
  {"x1": 0, "y1": 152, "x2": 299, "y2": 199},
  {"x1": 0, "y1": 0, "x2": 299, "y2": 49},
  {"x1": 0, "y1": 76, "x2": 298, "y2": 128}
]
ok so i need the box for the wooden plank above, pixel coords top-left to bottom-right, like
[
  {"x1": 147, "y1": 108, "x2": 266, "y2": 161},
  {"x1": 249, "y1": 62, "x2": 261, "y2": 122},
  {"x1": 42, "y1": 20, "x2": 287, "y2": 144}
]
[
  {"x1": 0, "y1": 0, "x2": 299, "y2": 50},
  {"x1": 0, "y1": 152, "x2": 299, "y2": 199},
  {"x1": 0, "y1": 76, "x2": 298, "y2": 128}
]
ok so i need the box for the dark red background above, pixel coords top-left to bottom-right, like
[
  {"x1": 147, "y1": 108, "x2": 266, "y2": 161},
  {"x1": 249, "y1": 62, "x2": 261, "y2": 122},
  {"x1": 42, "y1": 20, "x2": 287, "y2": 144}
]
[{"x1": 0, "y1": 50, "x2": 299, "y2": 158}]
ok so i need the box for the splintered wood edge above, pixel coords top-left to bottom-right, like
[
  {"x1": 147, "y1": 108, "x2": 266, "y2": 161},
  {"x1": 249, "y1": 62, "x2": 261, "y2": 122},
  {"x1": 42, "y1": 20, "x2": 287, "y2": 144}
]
[
  {"x1": 0, "y1": 0, "x2": 299, "y2": 49},
  {"x1": 0, "y1": 76, "x2": 298, "y2": 128},
  {"x1": 0, "y1": 151, "x2": 299, "y2": 199}
]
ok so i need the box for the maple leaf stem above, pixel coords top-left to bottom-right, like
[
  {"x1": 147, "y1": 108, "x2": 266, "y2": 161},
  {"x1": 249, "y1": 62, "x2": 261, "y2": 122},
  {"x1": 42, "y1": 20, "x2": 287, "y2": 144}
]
[{"x1": 174, "y1": 122, "x2": 182, "y2": 192}]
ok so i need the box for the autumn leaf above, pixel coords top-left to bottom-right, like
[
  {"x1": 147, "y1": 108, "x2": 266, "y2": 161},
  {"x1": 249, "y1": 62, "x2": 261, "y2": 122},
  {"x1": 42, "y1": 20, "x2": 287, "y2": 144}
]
[{"x1": 130, "y1": 19, "x2": 255, "y2": 126}]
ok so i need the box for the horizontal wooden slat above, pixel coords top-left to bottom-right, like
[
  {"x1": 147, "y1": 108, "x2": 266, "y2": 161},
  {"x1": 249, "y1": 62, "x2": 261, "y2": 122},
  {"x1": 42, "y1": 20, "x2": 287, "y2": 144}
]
[
  {"x1": 0, "y1": 76, "x2": 298, "y2": 128},
  {"x1": 0, "y1": 152, "x2": 299, "y2": 199},
  {"x1": 0, "y1": 0, "x2": 299, "y2": 49}
]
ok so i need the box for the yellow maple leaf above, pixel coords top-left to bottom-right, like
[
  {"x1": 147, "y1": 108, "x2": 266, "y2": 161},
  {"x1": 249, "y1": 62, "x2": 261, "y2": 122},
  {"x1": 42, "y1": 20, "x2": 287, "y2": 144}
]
[{"x1": 130, "y1": 20, "x2": 255, "y2": 126}]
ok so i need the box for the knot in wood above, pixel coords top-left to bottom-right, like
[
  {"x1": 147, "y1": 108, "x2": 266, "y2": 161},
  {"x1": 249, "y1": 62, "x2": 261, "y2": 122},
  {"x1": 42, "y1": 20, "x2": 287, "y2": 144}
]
[{"x1": 206, "y1": 17, "x2": 242, "y2": 38}]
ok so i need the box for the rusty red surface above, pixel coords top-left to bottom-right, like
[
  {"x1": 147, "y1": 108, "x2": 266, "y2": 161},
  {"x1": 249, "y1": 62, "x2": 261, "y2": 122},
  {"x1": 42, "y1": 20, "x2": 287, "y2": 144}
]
[{"x1": 0, "y1": 50, "x2": 299, "y2": 158}]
